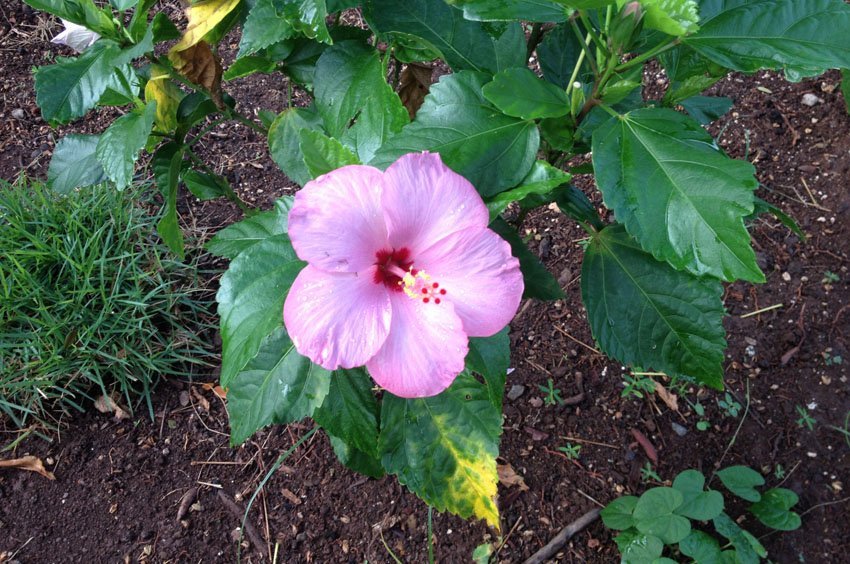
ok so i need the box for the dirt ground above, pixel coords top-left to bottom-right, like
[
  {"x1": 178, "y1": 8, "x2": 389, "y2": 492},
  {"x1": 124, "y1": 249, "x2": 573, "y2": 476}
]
[{"x1": 1, "y1": 7, "x2": 848, "y2": 563}]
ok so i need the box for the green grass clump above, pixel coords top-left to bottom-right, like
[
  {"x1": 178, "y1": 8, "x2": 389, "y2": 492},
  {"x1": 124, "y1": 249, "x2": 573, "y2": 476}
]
[{"x1": 0, "y1": 179, "x2": 214, "y2": 427}]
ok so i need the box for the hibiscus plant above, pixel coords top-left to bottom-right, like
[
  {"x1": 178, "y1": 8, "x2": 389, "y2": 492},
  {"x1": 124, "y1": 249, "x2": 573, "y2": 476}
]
[{"x1": 29, "y1": 0, "x2": 850, "y2": 528}]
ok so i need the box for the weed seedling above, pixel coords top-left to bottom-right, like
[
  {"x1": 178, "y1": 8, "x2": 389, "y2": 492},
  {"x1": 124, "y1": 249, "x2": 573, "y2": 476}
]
[
  {"x1": 822, "y1": 350, "x2": 843, "y2": 366},
  {"x1": 795, "y1": 405, "x2": 816, "y2": 430},
  {"x1": 693, "y1": 402, "x2": 711, "y2": 431},
  {"x1": 640, "y1": 462, "x2": 662, "y2": 483},
  {"x1": 621, "y1": 374, "x2": 656, "y2": 399},
  {"x1": 822, "y1": 270, "x2": 840, "y2": 285},
  {"x1": 717, "y1": 392, "x2": 743, "y2": 418},
  {"x1": 538, "y1": 379, "x2": 564, "y2": 406},
  {"x1": 558, "y1": 442, "x2": 582, "y2": 460},
  {"x1": 774, "y1": 464, "x2": 786, "y2": 479}
]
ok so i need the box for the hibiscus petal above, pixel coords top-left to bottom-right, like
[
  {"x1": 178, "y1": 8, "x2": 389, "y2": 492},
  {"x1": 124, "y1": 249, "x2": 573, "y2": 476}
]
[
  {"x1": 284, "y1": 265, "x2": 391, "y2": 369},
  {"x1": 417, "y1": 227, "x2": 523, "y2": 337},
  {"x1": 381, "y1": 152, "x2": 489, "y2": 255},
  {"x1": 367, "y1": 293, "x2": 468, "y2": 398},
  {"x1": 288, "y1": 165, "x2": 388, "y2": 273}
]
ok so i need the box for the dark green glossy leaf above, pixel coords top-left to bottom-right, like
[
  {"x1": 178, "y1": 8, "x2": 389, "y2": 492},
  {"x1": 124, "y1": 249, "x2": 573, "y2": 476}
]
[
  {"x1": 679, "y1": 95, "x2": 732, "y2": 124},
  {"x1": 592, "y1": 108, "x2": 764, "y2": 283},
  {"x1": 151, "y1": 12, "x2": 181, "y2": 42},
  {"x1": 181, "y1": 168, "x2": 228, "y2": 200},
  {"x1": 615, "y1": 530, "x2": 664, "y2": 562},
  {"x1": 633, "y1": 487, "x2": 690, "y2": 544},
  {"x1": 486, "y1": 161, "x2": 571, "y2": 220},
  {"x1": 491, "y1": 217, "x2": 563, "y2": 300},
  {"x1": 601, "y1": 496, "x2": 639, "y2": 530},
  {"x1": 95, "y1": 103, "x2": 156, "y2": 190},
  {"x1": 239, "y1": 0, "x2": 294, "y2": 56},
  {"x1": 216, "y1": 234, "x2": 306, "y2": 386},
  {"x1": 554, "y1": 184, "x2": 603, "y2": 229},
  {"x1": 445, "y1": 0, "x2": 568, "y2": 22},
  {"x1": 582, "y1": 224, "x2": 726, "y2": 388},
  {"x1": 223, "y1": 56, "x2": 277, "y2": 80},
  {"x1": 278, "y1": 0, "x2": 331, "y2": 44},
  {"x1": 679, "y1": 530, "x2": 724, "y2": 564},
  {"x1": 206, "y1": 197, "x2": 293, "y2": 259},
  {"x1": 35, "y1": 42, "x2": 123, "y2": 125},
  {"x1": 47, "y1": 134, "x2": 107, "y2": 194},
  {"x1": 365, "y1": 0, "x2": 525, "y2": 74},
  {"x1": 313, "y1": 368, "x2": 380, "y2": 456},
  {"x1": 98, "y1": 64, "x2": 140, "y2": 106},
  {"x1": 537, "y1": 22, "x2": 589, "y2": 89},
  {"x1": 671, "y1": 469, "x2": 724, "y2": 520},
  {"x1": 379, "y1": 373, "x2": 502, "y2": 527},
  {"x1": 483, "y1": 67, "x2": 569, "y2": 120},
  {"x1": 227, "y1": 327, "x2": 330, "y2": 445},
  {"x1": 685, "y1": 0, "x2": 850, "y2": 79},
  {"x1": 371, "y1": 71, "x2": 539, "y2": 196},
  {"x1": 716, "y1": 466, "x2": 764, "y2": 502},
  {"x1": 152, "y1": 142, "x2": 185, "y2": 260},
  {"x1": 329, "y1": 434, "x2": 385, "y2": 478},
  {"x1": 749, "y1": 488, "x2": 801, "y2": 531},
  {"x1": 314, "y1": 41, "x2": 408, "y2": 162},
  {"x1": 466, "y1": 328, "x2": 510, "y2": 410},
  {"x1": 268, "y1": 106, "x2": 324, "y2": 186}
]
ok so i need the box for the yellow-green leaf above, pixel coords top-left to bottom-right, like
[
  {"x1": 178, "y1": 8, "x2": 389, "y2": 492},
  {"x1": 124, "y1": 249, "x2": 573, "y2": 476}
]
[
  {"x1": 171, "y1": 0, "x2": 241, "y2": 52},
  {"x1": 145, "y1": 66, "x2": 183, "y2": 132}
]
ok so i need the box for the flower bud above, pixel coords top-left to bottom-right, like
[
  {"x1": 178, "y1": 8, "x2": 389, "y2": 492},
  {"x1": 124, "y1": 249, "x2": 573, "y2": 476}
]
[{"x1": 609, "y1": 2, "x2": 645, "y2": 55}]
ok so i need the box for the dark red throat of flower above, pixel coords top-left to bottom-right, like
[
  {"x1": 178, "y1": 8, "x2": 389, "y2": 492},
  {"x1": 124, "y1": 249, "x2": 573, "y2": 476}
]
[{"x1": 373, "y1": 248, "x2": 414, "y2": 291}]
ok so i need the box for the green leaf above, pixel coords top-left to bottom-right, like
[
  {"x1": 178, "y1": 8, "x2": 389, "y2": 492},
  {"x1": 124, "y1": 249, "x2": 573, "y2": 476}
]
[
  {"x1": 24, "y1": 0, "x2": 116, "y2": 36},
  {"x1": 328, "y1": 434, "x2": 385, "y2": 479},
  {"x1": 747, "y1": 196, "x2": 805, "y2": 240},
  {"x1": 486, "y1": 161, "x2": 571, "y2": 220},
  {"x1": 181, "y1": 169, "x2": 228, "y2": 200},
  {"x1": 268, "y1": 106, "x2": 325, "y2": 186},
  {"x1": 490, "y1": 217, "x2": 563, "y2": 301},
  {"x1": 278, "y1": 0, "x2": 331, "y2": 44},
  {"x1": 371, "y1": 71, "x2": 539, "y2": 196},
  {"x1": 678, "y1": 530, "x2": 724, "y2": 564},
  {"x1": 749, "y1": 488, "x2": 801, "y2": 531},
  {"x1": 98, "y1": 64, "x2": 140, "y2": 106},
  {"x1": 659, "y1": 45, "x2": 726, "y2": 106},
  {"x1": 537, "y1": 22, "x2": 589, "y2": 89},
  {"x1": 465, "y1": 328, "x2": 510, "y2": 410},
  {"x1": 582, "y1": 224, "x2": 726, "y2": 388},
  {"x1": 716, "y1": 466, "x2": 764, "y2": 502},
  {"x1": 592, "y1": 108, "x2": 764, "y2": 283},
  {"x1": 47, "y1": 134, "x2": 107, "y2": 194},
  {"x1": 35, "y1": 42, "x2": 123, "y2": 125},
  {"x1": 483, "y1": 67, "x2": 569, "y2": 120},
  {"x1": 615, "y1": 530, "x2": 664, "y2": 563},
  {"x1": 641, "y1": 0, "x2": 700, "y2": 36},
  {"x1": 313, "y1": 368, "x2": 380, "y2": 456},
  {"x1": 601, "y1": 496, "x2": 639, "y2": 530},
  {"x1": 298, "y1": 129, "x2": 360, "y2": 178},
  {"x1": 95, "y1": 103, "x2": 156, "y2": 190},
  {"x1": 671, "y1": 469, "x2": 724, "y2": 520},
  {"x1": 313, "y1": 41, "x2": 408, "y2": 162},
  {"x1": 633, "y1": 487, "x2": 691, "y2": 544},
  {"x1": 365, "y1": 0, "x2": 525, "y2": 74},
  {"x1": 239, "y1": 0, "x2": 294, "y2": 55},
  {"x1": 379, "y1": 373, "x2": 502, "y2": 528},
  {"x1": 109, "y1": 0, "x2": 136, "y2": 11},
  {"x1": 206, "y1": 197, "x2": 294, "y2": 259},
  {"x1": 151, "y1": 12, "x2": 181, "y2": 42},
  {"x1": 712, "y1": 512, "x2": 765, "y2": 564},
  {"x1": 227, "y1": 327, "x2": 330, "y2": 446},
  {"x1": 554, "y1": 184, "x2": 603, "y2": 229},
  {"x1": 216, "y1": 234, "x2": 306, "y2": 386},
  {"x1": 678, "y1": 95, "x2": 732, "y2": 125},
  {"x1": 223, "y1": 56, "x2": 277, "y2": 80},
  {"x1": 685, "y1": 0, "x2": 850, "y2": 79},
  {"x1": 152, "y1": 142, "x2": 185, "y2": 260},
  {"x1": 444, "y1": 0, "x2": 568, "y2": 22},
  {"x1": 842, "y1": 69, "x2": 850, "y2": 114}
]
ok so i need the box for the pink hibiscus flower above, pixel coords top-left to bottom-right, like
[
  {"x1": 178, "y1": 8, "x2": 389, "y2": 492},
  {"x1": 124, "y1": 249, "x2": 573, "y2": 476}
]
[{"x1": 283, "y1": 152, "x2": 524, "y2": 398}]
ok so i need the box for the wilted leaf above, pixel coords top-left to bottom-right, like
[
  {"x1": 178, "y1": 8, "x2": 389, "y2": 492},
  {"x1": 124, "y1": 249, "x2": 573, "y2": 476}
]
[
  {"x1": 172, "y1": 0, "x2": 240, "y2": 52},
  {"x1": 0, "y1": 456, "x2": 56, "y2": 480},
  {"x1": 170, "y1": 42, "x2": 223, "y2": 107},
  {"x1": 94, "y1": 394, "x2": 130, "y2": 420},
  {"x1": 398, "y1": 62, "x2": 432, "y2": 119},
  {"x1": 654, "y1": 381, "x2": 679, "y2": 412},
  {"x1": 497, "y1": 463, "x2": 529, "y2": 491}
]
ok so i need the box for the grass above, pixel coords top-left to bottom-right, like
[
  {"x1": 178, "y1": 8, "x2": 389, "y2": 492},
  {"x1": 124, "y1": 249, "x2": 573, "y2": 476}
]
[{"x1": 0, "y1": 178, "x2": 215, "y2": 428}]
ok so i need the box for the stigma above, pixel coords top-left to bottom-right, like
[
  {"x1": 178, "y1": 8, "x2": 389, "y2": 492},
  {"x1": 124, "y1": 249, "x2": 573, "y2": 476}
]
[{"x1": 399, "y1": 269, "x2": 447, "y2": 305}]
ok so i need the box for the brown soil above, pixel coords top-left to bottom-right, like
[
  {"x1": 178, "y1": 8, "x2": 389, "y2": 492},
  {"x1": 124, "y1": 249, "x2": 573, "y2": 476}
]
[{"x1": 2, "y1": 8, "x2": 849, "y2": 563}]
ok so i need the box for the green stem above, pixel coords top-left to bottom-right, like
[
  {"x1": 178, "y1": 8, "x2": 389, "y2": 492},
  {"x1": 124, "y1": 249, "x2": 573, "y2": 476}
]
[
  {"x1": 226, "y1": 108, "x2": 269, "y2": 136},
  {"x1": 187, "y1": 118, "x2": 227, "y2": 147},
  {"x1": 578, "y1": 10, "x2": 610, "y2": 61},
  {"x1": 569, "y1": 17, "x2": 599, "y2": 77},
  {"x1": 186, "y1": 149, "x2": 254, "y2": 214},
  {"x1": 565, "y1": 36, "x2": 589, "y2": 97},
  {"x1": 427, "y1": 506, "x2": 435, "y2": 564},
  {"x1": 616, "y1": 38, "x2": 680, "y2": 72}
]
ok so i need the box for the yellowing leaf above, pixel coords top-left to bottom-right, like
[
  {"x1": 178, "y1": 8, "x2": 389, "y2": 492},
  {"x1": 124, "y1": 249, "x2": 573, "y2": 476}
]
[
  {"x1": 170, "y1": 42, "x2": 223, "y2": 106},
  {"x1": 172, "y1": 0, "x2": 241, "y2": 53},
  {"x1": 145, "y1": 66, "x2": 183, "y2": 132}
]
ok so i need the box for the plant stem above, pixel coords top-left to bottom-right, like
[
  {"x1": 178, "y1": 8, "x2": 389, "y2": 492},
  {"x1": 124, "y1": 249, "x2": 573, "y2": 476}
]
[
  {"x1": 569, "y1": 17, "x2": 599, "y2": 77},
  {"x1": 185, "y1": 149, "x2": 254, "y2": 214},
  {"x1": 427, "y1": 506, "x2": 435, "y2": 564},
  {"x1": 616, "y1": 38, "x2": 680, "y2": 72},
  {"x1": 578, "y1": 10, "x2": 609, "y2": 61},
  {"x1": 565, "y1": 37, "x2": 589, "y2": 97},
  {"x1": 226, "y1": 108, "x2": 269, "y2": 136}
]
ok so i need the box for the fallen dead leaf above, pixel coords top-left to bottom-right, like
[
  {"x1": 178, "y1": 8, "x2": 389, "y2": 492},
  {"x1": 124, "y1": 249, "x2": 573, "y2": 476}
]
[
  {"x1": 201, "y1": 382, "x2": 227, "y2": 399},
  {"x1": 281, "y1": 488, "x2": 302, "y2": 505},
  {"x1": 0, "y1": 455, "x2": 56, "y2": 480},
  {"x1": 94, "y1": 394, "x2": 130, "y2": 420},
  {"x1": 398, "y1": 62, "x2": 432, "y2": 119},
  {"x1": 497, "y1": 463, "x2": 529, "y2": 491},
  {"x1": 654, "y1": 381, "x2": 679, "y2": 411},
  {"x1": 191, "y1": 386, "x2": 210, "y2": 411}
]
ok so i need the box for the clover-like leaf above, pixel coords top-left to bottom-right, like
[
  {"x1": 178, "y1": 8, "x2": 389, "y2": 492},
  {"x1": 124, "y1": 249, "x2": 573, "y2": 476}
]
[
  {"x1": 633, "y1": 487, "x2": 691, "y2": 544},
  {"x1": 601, "y1": 496, "x2": 639, "y2": 530},
  {"x1": 749, "y1": 488, "x2": 801, "y2": 531},
  {"x1": 678, "y1": 530, "x2": 724, "y2": 564},
  {"x1": 716, "y1": 466, "x2": 764, "y2": 503},
  {"x1": 672, "y1": 469, "x2": 724, "y2": 521}
]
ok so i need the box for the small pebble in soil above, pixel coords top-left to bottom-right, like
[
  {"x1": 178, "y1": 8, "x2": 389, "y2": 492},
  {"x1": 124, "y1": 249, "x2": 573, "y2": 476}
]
[
  {"x1": 801, "y1": 93, "x2": 824, "y2": 106},
  {"x1": 11, "y1": 108, "x2": 25, "y2": 119},
  {"x1": 507, "y1": 384, "x2": 525, "y2": 401},
  {"x1": 671, "y1": 422, "x2": 688, "y2": 436}
]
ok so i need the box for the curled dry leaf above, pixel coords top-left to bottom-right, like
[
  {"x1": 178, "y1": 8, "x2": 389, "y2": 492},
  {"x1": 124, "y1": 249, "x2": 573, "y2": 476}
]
[
  {"x1": 398, "y1": 63, "x2": 432, "y2": 119},
  {"x1": 94, "y1": 393, "x2": 130, "y2": 420},
  {"x1": 170, "y1": 42, "x2": 224, "y2": 108},
  {"x1": 497, "y1": 463, "x2": 529, "y2": 491},
  {"x1": 201, "y1": 382, "x2": 227, "y2": 399},
  {"x1": 653, "y1": 381, "x2": 679, "y2": 412},
  {"x1": 0, "y1": 456, "x2": 56, "y2": 480}
]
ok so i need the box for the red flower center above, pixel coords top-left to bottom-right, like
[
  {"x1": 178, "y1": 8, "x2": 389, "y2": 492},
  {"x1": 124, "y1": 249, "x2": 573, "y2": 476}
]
[{"x1": 373, "y1": 248, "x2": 414, "y2": 291}]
